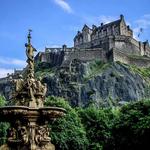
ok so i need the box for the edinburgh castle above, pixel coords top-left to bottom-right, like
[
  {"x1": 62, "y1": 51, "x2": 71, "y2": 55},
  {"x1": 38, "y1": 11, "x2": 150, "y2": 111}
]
[{"x1": 35, "y1": 15, "x2": 150, "y2": 68}]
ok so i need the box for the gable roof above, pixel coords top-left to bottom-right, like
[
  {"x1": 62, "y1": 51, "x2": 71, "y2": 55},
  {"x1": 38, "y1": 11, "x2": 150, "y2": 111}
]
[
  {"x1": 98, "y1": 19, "x2": 121, "y2": 31},
  {"x1": 82, "y1": 24, "x2": 92, "y2": 32}
]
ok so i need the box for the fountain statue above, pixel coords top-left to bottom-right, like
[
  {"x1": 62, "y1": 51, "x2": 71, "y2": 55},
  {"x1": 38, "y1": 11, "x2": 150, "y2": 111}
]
[{"x1": 0, "y1": 30, "x2": 66, "y2": 150}]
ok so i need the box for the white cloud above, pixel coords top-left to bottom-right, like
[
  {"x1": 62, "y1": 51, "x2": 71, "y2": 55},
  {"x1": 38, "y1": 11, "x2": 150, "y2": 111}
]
[
  {"x1": 0, "y1": 57, "x2": 26, "y2": 78},
  {"x1": 133, "y1": 14, "x2": 150, "y2": 40},
  {"x1": 82, "y1": 15, "x2": 118, "y2": 26},
  {"x1": 53, "y1": 0, "x2": 73, "y2": 13},
  {"x1": 0, "y1": 68, "x2": 14, "y2": 78},
  {"x1": 99, "y1": 15, "x2": 118, "y2": 24},
  {"x1": 46, "y1": 44, "x2": 62, "y2": 48},
  {"x1": 133, "y1": 27, "x2": 140, "y2": 40},
  {"x1": 135, "y1": 18, "x2": 150, "y2": 29},
  {"x1": 0, "y1": 57, "x2": 26, "y2": 67}
]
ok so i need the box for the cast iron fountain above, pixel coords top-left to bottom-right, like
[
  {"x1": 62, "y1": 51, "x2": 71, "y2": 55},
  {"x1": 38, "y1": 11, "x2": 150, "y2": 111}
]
[{"x1": 0, "y1": 30, "x2": 66, "y2": 150}]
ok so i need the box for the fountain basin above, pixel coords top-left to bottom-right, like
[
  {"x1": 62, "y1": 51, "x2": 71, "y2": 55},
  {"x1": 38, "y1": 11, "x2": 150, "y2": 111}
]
[
  {"x1": 0, "y1": 106, "x2": 66, "y2": 122},
  {"x1": 0, "y1": 106, "x2": 66, "y2": 150}
]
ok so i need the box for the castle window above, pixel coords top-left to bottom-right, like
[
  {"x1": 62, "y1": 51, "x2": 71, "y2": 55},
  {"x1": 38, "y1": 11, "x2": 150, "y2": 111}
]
[
  {"x1": 114, "y1": 27, "x2": 119, "y2": 35},
  {"x1": 75, "y1": 39, "x2": 79, "y2": 45},
  {"x1": 103, "y1": 29, "x2": 107, "y2": 36},
  {"x1": 95, "y1": 32, "x2": 98, "y2": 39},
  {"x1": 79, "y1": 38, "x2": 82, "y2": 44}
]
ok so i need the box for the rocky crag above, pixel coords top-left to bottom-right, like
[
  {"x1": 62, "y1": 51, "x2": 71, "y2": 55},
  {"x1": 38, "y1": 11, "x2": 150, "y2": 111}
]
[
  {"x1": 0, "y1": 60, "x2": 150, "y2": 107},
  {"x1": 33, "y1": 60, "x2": 150, "y2": 107}
]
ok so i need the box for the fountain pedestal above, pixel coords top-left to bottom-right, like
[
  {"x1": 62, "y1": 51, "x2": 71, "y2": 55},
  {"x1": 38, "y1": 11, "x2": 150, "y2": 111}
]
[{"x1": 0, "y1": 106, "x2": 65, "y2": 150}]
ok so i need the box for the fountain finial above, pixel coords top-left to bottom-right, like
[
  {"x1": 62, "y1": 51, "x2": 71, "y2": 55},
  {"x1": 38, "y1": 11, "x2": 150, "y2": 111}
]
[
  {"x1": 28, "y1": 29, "x2": 32, "y2": 45},
  {"x1": 25, "y1": 29, "x2": 37, "y2": 79}
]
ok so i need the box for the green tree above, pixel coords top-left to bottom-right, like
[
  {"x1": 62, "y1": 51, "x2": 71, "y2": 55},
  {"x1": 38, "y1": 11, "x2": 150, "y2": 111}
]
[
  {"x1": 112, "y1": 100, "x2": 150, "y2": 150},
  {"x1": 0, "y1": 95, "x2": 6, "y2": 106},
  {"x1": 78, "y1": 106, "x2": 114, "y2": 150},
  {"x1": 0, "y1": 95, "x2": 9, "y2": 146},
  {"x1": 45, "y1": 96, "x2": 88, "y2": 150}
]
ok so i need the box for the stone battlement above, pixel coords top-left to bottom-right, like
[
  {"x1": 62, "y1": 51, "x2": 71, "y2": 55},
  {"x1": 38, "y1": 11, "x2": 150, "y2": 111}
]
[{"x1": 112, "y1": 48, "x2": 150, "y2": 68}]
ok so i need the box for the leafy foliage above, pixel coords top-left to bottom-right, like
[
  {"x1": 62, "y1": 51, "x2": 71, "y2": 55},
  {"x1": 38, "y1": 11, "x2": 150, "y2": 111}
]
[
  {"x1": 77, "y1": 106, "x2": 113, "y2": 149},
  {"x1": 1, "y1": 94, "x2": 150, "y2": 149},
  {"x1": 35, "y1": 62, "x2": 54, "y2": 78},
  {"x1": 0, "y1": 96, "x2": 9, "y2": 146},
  {"x1": 0, "y1": 96, "x2": 6, "y2": 106},
  {"x1": 117, "y1": 62, "x2": 150, "y2": 79},
  {"x1": 84, "y1": 60, "x2": 110, "y2": 81},
  {"x1": 112, "y1": 100, "x2": 150, "y2": 150},
  {"x1": 45, "y1": 96, "x2": 88, "y2": 150},
  {"x1": 45, "y1": 97, "x2": 150, "y2": 150}
]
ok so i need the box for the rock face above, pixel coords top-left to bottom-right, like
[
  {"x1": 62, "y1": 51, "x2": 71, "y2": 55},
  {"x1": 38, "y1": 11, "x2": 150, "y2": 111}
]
[
  {"x1": 42, "y1": 60, "x2": 150, "y2": 107},
  {"x1": 0, "y1": 61, "x2": 150, "y2": 107},
  {"x1": 0, "y1": 79, "x2": 12, "y2": 100}
]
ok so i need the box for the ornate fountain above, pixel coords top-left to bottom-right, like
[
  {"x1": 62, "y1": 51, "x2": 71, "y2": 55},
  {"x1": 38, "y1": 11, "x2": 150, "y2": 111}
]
[{"x1": 0, "y1": 30, "x2": 66, "y2": 150}]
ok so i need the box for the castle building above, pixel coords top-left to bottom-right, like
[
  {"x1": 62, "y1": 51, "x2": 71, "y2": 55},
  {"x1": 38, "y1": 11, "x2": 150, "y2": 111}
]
[
  {"x1": 35, "y1": 15, "x2": 150, "y2": 68},
  {"x1": 74, "y1": 15, "x2": 150, "y2": 56}
]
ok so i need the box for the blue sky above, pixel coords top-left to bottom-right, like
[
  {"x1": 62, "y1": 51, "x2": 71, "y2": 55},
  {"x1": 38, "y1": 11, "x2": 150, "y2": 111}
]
[{"x1": 0, "y1": 0, "x2": 150, "y2": 77}]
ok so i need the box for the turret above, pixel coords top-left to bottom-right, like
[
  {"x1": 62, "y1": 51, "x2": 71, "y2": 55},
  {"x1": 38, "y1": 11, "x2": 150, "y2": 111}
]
[
  {"x1": 120, "y1": 14, "x2": 124, "y2": 20},
  {"x1": 62, "y1": 44, "x2": 67, "y2": 51}
]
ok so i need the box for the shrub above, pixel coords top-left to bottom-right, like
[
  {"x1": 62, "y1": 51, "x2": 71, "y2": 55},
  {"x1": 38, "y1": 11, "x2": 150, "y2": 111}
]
[
  {"x1": 112, "y1": 100, "x2": 150, "y2": 150},
  {"x1": 0, "y1": 96, "x2": 9, "y2": 146},
  {"x1": 78, "y1": 106, "x2": 114, "y2": 150},
  {"x1": 45, "y1": 96, "x2": 88, "y2": 150}
]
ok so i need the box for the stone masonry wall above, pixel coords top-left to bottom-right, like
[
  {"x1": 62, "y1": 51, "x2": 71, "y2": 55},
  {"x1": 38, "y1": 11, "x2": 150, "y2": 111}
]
[
  {"x1": 62, "y1": 48, "x2": 107, "y2": 66},
  {"x1": 114, "y1": 36, "x2": 141, "y2": 55},
  {"x1": 113, "y1": 49, "x2": 150, "y2": 68}
]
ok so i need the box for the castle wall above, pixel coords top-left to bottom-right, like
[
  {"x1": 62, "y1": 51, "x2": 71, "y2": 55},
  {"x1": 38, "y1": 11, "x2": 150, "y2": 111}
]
[
  {"x1": 75, "y1": 42, "x2": 91, "y2": 49},
  {"x1": 113, "y1": 49, "x2": 150, "y2": 68},
  {"x1": 139, "y1": 42, "x2": 145, "y2": 56},
  {"x1": 114, "y1": 36, "x2": 141, "y2": 55},
  {"x1": 62, "y1": 48, "x2": 107, "y2": 66},
  {"x1": 114, "y1": 36, "x2": 150, "y2": 57},
  {"x1": 144, "y1": 45, "x2": 150, "y2": 57},
  {"x1": 35, "y1": 51, "x2": 65, "y2": 67},
  {"x1": 76, "y1": 36, "x2": 114, "y2": 50}
]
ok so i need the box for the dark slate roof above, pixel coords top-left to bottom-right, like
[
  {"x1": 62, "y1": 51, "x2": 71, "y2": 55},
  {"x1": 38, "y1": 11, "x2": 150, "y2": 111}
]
[{"x1": 98, "y1": 19, "x2": 121, "y2": 30}]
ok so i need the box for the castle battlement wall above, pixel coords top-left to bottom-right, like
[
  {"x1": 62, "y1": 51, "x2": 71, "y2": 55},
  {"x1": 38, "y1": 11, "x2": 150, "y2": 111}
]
[
  {"x1": 114, "y1": 36, "x2": 140, "y2": 55},
  {"x1": 113, "y1": 48, "x2": 150, "y2": 68},
  {"x1": 62, "y1": 48, "x2": 107, "y2": 66}
]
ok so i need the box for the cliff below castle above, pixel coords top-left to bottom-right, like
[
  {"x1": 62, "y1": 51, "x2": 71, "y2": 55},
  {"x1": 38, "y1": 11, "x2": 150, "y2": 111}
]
[
  {"x1": 34, "y1": 60, "x2": 150, "y2": 107},
  {"x1": 0, "y1": 60, "x2": 150, "y2": 107}
]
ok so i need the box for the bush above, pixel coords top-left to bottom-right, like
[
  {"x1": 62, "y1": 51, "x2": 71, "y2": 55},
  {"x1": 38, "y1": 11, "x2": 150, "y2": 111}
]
[
  {"x1": 78, "y1": 106, "x2": 114, "y2": 150},
  {"x1": 45, "y1": 96, "x2": 88, "y2": 150},
  {"x1": 45, "y1": 97, "x2": 150, "y2": 150},
  {"x1": 0, "y1": 96, "x2": 6, "y2": 106},
  {"x1": 0, "y1": 96, "x2": 9, "y2": 146},
  {"x1": 112, "y1": 100, "x2": 150, "y2": 150}
]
